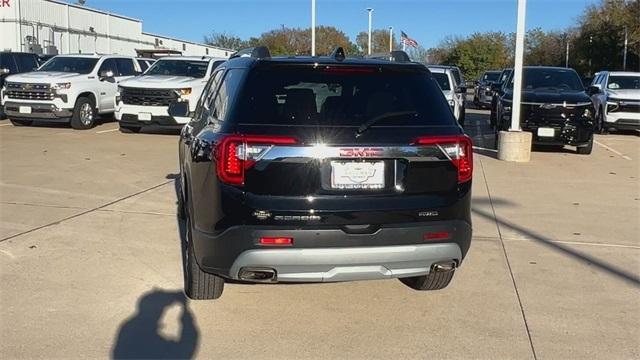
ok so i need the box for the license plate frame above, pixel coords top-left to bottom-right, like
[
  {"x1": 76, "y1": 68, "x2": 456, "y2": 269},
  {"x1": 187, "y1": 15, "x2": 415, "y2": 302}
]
[
  {"x1": 19, "y1": 106, "x2": 32, "y2": 114},
  {"x1": 537, "y1": 127, "x2": 555, "y2": 137},
  {"x1": 138, "y1": 112, "x2": 152, "y2": 121},
  {"x1": 330, "y1": 161, "x2": 385, "y2": 190}
]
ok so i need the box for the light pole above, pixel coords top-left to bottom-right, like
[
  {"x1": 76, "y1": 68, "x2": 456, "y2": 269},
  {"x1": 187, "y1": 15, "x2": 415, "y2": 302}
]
[
  {"x1": 367, "y1": 8, "x2": 373, "y2": 55},
  {"x1": 497, "y1": 0, "x2": 532, "y2": 162},
  {"x1": 389, "y1": 26, "x2": 393, "y2": 52},
  {"x1": 510, "y1": 0, "x2": 526, "y2": 132},
  {"x1": 311, "y1": 0, "x2": 316, "y2": 56},
  {"x1": 623, "y1": 26, "x2": 628, "y2": 71}
]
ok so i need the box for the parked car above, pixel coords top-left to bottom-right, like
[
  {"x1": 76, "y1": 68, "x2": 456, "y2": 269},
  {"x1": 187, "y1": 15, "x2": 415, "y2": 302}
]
[
  {"x1": 169, "y1": 47, "x2": 473, "y2": 300},
  {"x1": 473, "y1": 70, "x2": 501, "y2": 108},
  {"x1": 1, "y1": 54, "x2": 141, "y2": 129},
  {"x1": 115, "y1": 56, "x2": 225, "y2": 133},
  {"x1": 588, "y1": 71, "x2": 640, "y2": 132},
  {"x1": 427, "y1": 65, "x2": 466, "y2": 126},
  {"x1": 495, "y1": 66, "x2": 595, "y2": 154},
  {"x1": 0, "y1": 52, "x2": 40, "y2": 119},
  {"x1": 489, "y1": 68, "x2": 513, "y2": 128}
]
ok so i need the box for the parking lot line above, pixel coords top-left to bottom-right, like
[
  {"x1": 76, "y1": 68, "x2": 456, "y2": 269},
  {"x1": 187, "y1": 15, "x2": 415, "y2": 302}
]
[
  {"x1": 0, "y1": 123, "x2": 13, "y2": 127},
  {"x1": 594, "y1": 140, "x2": 632, "y2": 160},
  {"x1": 96, "y1": 128, "x2": 119, "y2": 134}
]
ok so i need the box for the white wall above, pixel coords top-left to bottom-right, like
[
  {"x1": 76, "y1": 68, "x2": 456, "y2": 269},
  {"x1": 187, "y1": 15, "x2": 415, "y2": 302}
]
[{"x1": 0, "y1": 0, "x2": 229, "y2": 57}]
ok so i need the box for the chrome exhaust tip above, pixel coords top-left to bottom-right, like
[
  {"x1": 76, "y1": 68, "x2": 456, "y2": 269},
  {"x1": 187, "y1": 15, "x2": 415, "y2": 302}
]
[
  {"x1": 238, "y1": 267, "x2": 277, "y2": 282},
  {"x1": 431, "y1": 260, "x2": 457, "y2": 273}
]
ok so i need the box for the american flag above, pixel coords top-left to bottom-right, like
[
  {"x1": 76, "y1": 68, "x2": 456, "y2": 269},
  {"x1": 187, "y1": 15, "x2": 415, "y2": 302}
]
[{"x1": 401, "y1": 31, "x2": 418, "y2": 48}]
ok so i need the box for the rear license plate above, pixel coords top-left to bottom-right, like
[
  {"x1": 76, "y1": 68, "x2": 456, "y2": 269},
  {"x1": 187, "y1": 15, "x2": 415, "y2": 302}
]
[
  {"x1": 138, "y1": 112, "x2": 152, "y2": 121},
  {"x1": 537, "y1": 127, "x2": 555, "y2": 137},
  {"x1": 331, "y1": 161, "x2": 385, "y2": 190},
  {"x1": 19, "y1": 106, "x2": 32, "y2": 114}
]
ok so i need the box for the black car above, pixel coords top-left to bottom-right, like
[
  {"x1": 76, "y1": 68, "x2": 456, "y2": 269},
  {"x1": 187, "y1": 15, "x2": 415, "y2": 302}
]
[
  {"x1": 495, "y1": 66, "x2": 595, "y2": 154},
  {"x1": 0, "y1": 52, "x2": 40, "y2": 119},
  {"x1": 170, "y1": 47, "x2": 473, "y2": 300},
  {"x1": 490, "y1": 68, "x2": 513, "y2": 128},
  {"x1": 474, "y1": 70, "x2": 501, "y2": 108}
]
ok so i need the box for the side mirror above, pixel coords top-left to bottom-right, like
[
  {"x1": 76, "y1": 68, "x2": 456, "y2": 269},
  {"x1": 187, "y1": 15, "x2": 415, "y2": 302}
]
[
  {"x1": 491, "y1": 82, "x2": 503, "y2": 92},
  {"x1": 455, "y1": 86, "x2": 467, "y2": 94},
  {"x1": 168, "y1": 101, "x2": 190, "y2": 118},
  {"x1": 587, "y1": 85, "x2": 601, "y2": 96},
  {"x1": 0, "y1": 68, "x2": 10, "y2": 75},
  {"x1": 99, "y1": 70, "x2": 115, "y2": 80}
]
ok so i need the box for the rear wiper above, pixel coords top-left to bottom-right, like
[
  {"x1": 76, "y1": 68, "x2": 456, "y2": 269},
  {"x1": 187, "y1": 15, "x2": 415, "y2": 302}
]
[{"x1": 355, "y1": 111, "x2": 418, "y2": 138}]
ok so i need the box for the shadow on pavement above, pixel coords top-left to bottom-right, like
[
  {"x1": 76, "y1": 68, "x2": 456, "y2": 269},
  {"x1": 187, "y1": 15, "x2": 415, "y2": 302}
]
[
  {"x1": 472, "y1": 201, "x2": 640, "y2": 287},
  {"x1": 112, "y1": 289, "x2": 199, "y2": 359}
]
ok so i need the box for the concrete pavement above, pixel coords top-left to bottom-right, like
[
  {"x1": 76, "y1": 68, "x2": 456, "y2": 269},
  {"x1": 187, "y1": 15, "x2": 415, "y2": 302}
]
[{"x1": 0, "y1": 113, "x2": 638, "y2": 359}]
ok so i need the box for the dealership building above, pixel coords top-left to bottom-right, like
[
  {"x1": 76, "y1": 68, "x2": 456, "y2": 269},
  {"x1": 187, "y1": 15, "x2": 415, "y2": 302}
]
[{"x1": 0, "y1": 0, "x2": 232, "y2": 58}]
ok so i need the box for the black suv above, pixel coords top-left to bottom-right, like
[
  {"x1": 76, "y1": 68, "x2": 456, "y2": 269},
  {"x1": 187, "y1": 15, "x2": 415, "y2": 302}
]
[
  {"x1": 0, "y1": 52, "x2": 40, "y2": 118},
  {"x1": 170, "y1": 47, "x2": 473, "y2": 300},
  {"x1": 495, "y1": 66, "x2": 595, "y2": 154}
]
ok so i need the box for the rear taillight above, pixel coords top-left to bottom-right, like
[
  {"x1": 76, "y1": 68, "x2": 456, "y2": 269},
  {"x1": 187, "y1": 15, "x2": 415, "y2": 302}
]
[
  {"x1": 215, "y1": 135, "x2": 298, "y2": 185},
  {"x1": 414, "y1": 135, "x2": 473, "y2": 183}
]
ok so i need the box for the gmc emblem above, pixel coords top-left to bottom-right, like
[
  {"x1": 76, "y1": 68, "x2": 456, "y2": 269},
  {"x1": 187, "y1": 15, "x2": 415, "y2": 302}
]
[{"x1": 339, "y1": 147, "x2": 384, "y2": 157}]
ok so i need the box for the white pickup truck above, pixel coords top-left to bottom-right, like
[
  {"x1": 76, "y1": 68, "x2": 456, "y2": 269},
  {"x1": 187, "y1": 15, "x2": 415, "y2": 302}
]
[
  {"x1": 1, "y1": 54, "x2": 142, "y2": 129},
  {"x1": 115, "y1": 56, "x2": 226, "y2": 133}
]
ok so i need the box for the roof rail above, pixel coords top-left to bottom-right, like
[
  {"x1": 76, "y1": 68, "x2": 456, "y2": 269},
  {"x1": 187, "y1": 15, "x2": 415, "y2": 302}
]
[
  {"x1": 366, "y1": 50, "x2": 411, "y2": 63},
  {"x1": 230, "y1": 46, "x2": 271, "y2": 60}
]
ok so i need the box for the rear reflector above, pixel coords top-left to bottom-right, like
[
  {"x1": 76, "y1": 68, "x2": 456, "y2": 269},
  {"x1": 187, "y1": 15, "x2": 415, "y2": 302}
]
[
  {"x1": 259, "y1": 237, "x2": 293, "y2": 246},
  {"x1": 424, "y1": 232, "x2": 450, "y2": 241},
  {"x1": 413, "y1": 135, "x2": 473, "y2": 183}
]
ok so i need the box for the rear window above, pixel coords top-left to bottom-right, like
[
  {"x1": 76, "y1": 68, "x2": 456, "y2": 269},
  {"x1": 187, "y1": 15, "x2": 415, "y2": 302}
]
[
  {"x1": 483, "y1": 72, "x2": 500, "y2": 82},
  {"x1": 235, "y1": 65, "x2": 455, "y2": 126},
  {"x1": 432, "y1": 73, "x2": 451, "y2": 91}
]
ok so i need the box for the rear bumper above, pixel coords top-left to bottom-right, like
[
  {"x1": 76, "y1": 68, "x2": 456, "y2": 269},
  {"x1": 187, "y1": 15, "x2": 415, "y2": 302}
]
[
  {"x1": 230, "y1": 243, "x2": 462, "y2": 282},
  {"x1": 192, "y1": 220, "x2": 472, "y2": 282},
  {"x1": 3, "y1": 101, "x2": 72, "y2": 121}
]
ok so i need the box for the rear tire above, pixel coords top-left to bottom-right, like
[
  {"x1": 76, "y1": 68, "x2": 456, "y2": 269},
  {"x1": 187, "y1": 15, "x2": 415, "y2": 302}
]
[
  {"x1": 119, "y1": 125, "x2": 142, "y2": 133},
  {"x1": 70, "y1": 97, "x2": 96, "y2": 130},
  {"x1": 10, "y1": 119, "x2": 33, "y2": 126},
  {"x1": 183, "y1": 216, "x2": 224, "y2": 300},
  {"x1": 400, "y1": 269, "x2": 455, "y2": 291},
  {"x1": 577, "y1": 136, "x2": 594, "y2": 155}
]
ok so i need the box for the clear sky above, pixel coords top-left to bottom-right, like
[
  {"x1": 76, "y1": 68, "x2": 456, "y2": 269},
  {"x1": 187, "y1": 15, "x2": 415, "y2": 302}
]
[{"x1": 75, "y1": 0, "x2": 598, "y2": 49}]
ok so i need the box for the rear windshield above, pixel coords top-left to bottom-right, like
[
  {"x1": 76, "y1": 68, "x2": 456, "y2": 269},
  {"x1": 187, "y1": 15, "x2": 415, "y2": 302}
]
[
  {"x1": 235, "y1": 65, "x2": 455, "y2": 126},
  {"x1": 482, "y1": 72, "x2": 500, "y2": 82},
  {"x1": 145, "y1": 60, "x2": 209, "y2": 78},
  {"x1": 607, "y1": 75, "x2": 640, "y2": 90},
  {"x1": 432, "y1": 73, "x2": 451, "y2": 91},
  {"x1": 508, "y1": 68, "x2": 584, "y2": 91},
  {"x1": 38, "y1": 57, "x2": 98, "y2": 74}
]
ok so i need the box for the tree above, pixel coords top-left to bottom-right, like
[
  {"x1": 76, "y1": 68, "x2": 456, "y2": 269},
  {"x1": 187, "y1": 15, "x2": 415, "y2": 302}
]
[
  {"x1": 571, "y1": 0, "x2": 640, "y2": 75},
  {"x1": 355, "y1": 29, "x2": 400, "y2": 54},
  {"x1": 203, "y1": 32, "x2": 243, "y2": 50},
  {"x1": 436, "y1": 32, "x2": 512, "y2": 80}
]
